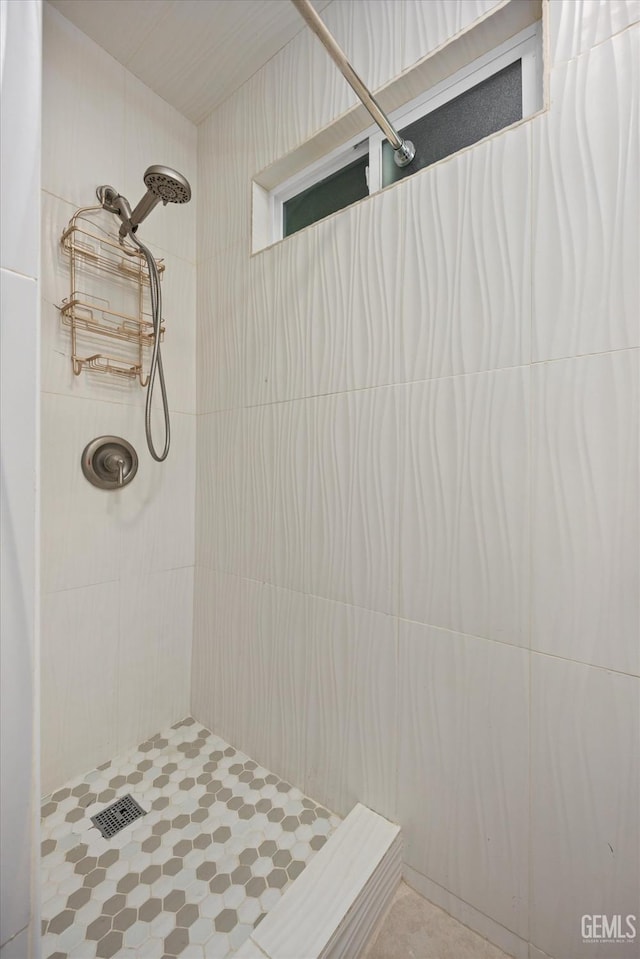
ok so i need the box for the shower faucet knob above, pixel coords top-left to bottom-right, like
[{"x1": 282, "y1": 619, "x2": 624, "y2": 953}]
[
  {"x1": 104, "y1": 453, "x2": 125, "y2": 487},
  {"x1": 81, "y1": 436, "x2": 138, "y2": 490}
]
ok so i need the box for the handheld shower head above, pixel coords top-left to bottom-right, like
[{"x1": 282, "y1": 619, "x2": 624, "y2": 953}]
[
  {"x1": 120, "y1": 165, "x2": 191, "y2": 237},
  {"x1": 143, "y1": 165, "x2": 191, "y2": 204},
  {"x1": 97, "y1": 165, "x2": 191, "y2": 238}
]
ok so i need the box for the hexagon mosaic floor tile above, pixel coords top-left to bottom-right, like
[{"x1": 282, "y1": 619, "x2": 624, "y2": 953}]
[{"x1": 41, "y1": 718, "x2": 341, "y2": 958}]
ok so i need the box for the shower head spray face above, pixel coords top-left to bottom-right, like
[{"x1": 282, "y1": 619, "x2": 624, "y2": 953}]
[
  {"x1": 124, "y1": 165, "x2": 192, "y2": 236},
  {"x1": 143, "y1": 165, "x2": 191, "y2": 204}
]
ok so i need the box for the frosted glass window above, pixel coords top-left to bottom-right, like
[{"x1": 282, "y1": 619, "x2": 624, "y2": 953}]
[
  {"x1": 283, "y1": 154, "x2": 369, "y2": 238},
  {"x1": 262, "y1": 21, "x2": 542, "y2": 250},
  {"x1": 382, "y1": 60, "x2": 523, "y2": 186}
]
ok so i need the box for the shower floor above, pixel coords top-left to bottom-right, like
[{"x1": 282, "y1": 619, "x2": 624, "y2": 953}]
[{"x1": 41, "y1": 717, "x2": 340, "y2": 959}]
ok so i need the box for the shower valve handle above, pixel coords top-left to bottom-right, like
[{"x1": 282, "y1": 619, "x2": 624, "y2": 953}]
[
  {"x1": 81, "y1": 436, "x2": 138, "y2": 491},
  {"x1": 104, "y1": 453, "x2": 125, "y2": 487}
]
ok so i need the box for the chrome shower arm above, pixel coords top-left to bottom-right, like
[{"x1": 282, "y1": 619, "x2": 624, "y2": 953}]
[{"x1": 290, "y1": 0, "x2": 415, "y2": 168}]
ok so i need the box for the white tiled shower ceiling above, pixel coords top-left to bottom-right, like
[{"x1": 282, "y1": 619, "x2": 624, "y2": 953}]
[
  {"x1": 192, "y1": 4, "x2": 640, "y2": 959},
  {"x1": 49, "y1": 0, "x2": 331, "y2": 122}
]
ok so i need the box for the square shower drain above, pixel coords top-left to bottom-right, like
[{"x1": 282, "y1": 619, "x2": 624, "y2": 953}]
[{"x1": 90, "y1": 794, "x2": 146, "y2": 839}]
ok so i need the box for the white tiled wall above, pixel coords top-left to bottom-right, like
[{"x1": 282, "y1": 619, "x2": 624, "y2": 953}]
[
  {"x1": 192, "y1": 2, "x2": 640, "y2": 958},
  {"x1": 0, "y1": 1, "x2": 41, "y2": 954},
  {"x1": 398, "y1": 622, "x2": 529, "y2": 939},
  {"x1": 531, "y1": 655, "x2": 640, "y2": 959},
  {"x1": 532, "y1": 24, "x2": 639, "y2": 360},
  {"x1": 40, "y1": 3, "x2": 197, "y2": 795}
]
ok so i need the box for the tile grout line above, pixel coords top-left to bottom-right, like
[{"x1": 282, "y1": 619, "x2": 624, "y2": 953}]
[
  {"x1": 192, "y1": 565, "x2": 640, "y2": 680},
  {"x1": 194, "y1": 346, "x2": 640, "y2": 417}
]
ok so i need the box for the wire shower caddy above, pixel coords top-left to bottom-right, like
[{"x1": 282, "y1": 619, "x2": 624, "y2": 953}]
[{"x1": 59, "y1": 205, "x2": 166, "y2": 385}]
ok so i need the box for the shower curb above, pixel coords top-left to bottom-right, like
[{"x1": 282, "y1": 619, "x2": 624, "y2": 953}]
[{"x1": 235, "y1": 803, "x2": 402, "y2": 959}]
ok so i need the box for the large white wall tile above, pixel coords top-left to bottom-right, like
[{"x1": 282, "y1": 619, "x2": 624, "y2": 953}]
[
  {"x1": 42, "y1": 4, "x2": 125, "y2": 209},
  {"x1": 117, "y1": 410, "x2": 195, "y2": 579},
  {"x1": 549, "y1": 0, "x2": 640, "y2": 64},
  {"x1": 244, "y1": 244, "x2": 279, "y2": 409},
  {"x1": 397, "y1": 621, "x2": 529, "y2": 938},
  {"x1": 198, "y1": 233, "x2": 288, "y2": 413},
  {"x1": 191, "y1": 571, "x2": 308, "y2": 790},
  {"x1": 245, "y1": 583, "x2": 309, "y2": 790},
  {"x1": 531, "y1": 655, "x2": 640, "y2": 959},
  {"x1": 257, "y1": 14, "x2": 356, "y2": 163},
  {"x1": 532, "y1": 27, "x2": 640, "y2": 361},
  {"x1": 304, "y1": 595, "x2": 397, "y2": 820},
  {"x1": 397, "y1": 124, "x2": 531, "y2": 385},
  {"x1": 200, "y1": 402, "x2": 278, "y2": 587},
  {"x1": 196, "y1": 400, "x2": 314, "y2": 596},
  {"x1": 268, "y1": 225, "x2": 314, "y2": 404},
  {"x1": 399, "y1": 367, "x2": 530, "y2": 644},
  {"x1": 242, "y1": 403, "x2": 278, "y2": 586},
  {"x1": 327, "y1": 0, "x2": 404, "y2": 95},
  {"x1": 41, "y1": 393, "x2": 123, "y2": 592},
  {"x1": 117, "y1": 566, "x2": 193, "y2": 755},
  {"x1": 240, "y1": 70, "x2": 282, "y2": 185},
  {"x1": 532, "y1": 350, "x2": 640, "y2": 675},
  {"x1": 402, "y1": 0, "x2": 503, "y2": 72},
  {"x1": 41, "y1": 394, "x2": 195, "y2": 593},
  {"x1": 196, "y1": 409, "x2": 245, "y2": 575},
  {"x1": 197, "y1": 244, "x2": 250, "y2": 414},
  {"x1": 41, "y1": 582, "x2": 120, "y2": 795},
  {"x1": 197, "y1": 115, "x2": 252, "y2": 264},
  {"x1": 268, "y1": 398, "x2": 313, "y2": 596},
  {"x1": 403, "y1": 0, "x2": 459, "y2": 73},
  {"x1": 309, "y1": 386, "x2": 399, "y2": 614},
  {"x1": 456, "y1": 0, "x2": 507, "y2": 34},
  {"x1": 305, "y1": 186, "x2": 403, "y2": 397},
  {"x1": 191, "y1": 567, "x2": 256, "y2": 751}
]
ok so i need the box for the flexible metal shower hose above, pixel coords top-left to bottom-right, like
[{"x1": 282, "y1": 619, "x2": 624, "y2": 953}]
[{"x1": 128, "y1": 232, "x2": 170, "y2": 461}]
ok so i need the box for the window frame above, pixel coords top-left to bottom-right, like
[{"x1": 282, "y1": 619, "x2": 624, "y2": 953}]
[{"x1": 270, "y1": 21, "x2": 542, "y2": 243}]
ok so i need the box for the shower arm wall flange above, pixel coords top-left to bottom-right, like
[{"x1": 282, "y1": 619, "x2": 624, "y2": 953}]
[{"x1": 290, "y1": 0, "x2": 415, "y2": 168}]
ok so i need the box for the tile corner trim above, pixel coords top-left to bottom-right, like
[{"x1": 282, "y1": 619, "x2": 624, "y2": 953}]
[{"x1": 250, "y1": 803, "x2": 402, "y2": 959}]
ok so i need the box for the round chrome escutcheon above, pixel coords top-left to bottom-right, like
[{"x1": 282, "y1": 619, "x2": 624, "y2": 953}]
[{"x1": 81, "y1": 435, "x2": 138, "y2": 490}]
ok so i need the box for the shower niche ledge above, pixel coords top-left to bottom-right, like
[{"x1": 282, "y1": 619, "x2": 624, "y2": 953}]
[{"x1": 58, "y1": 205, "x2": 166, "y2": 385}]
